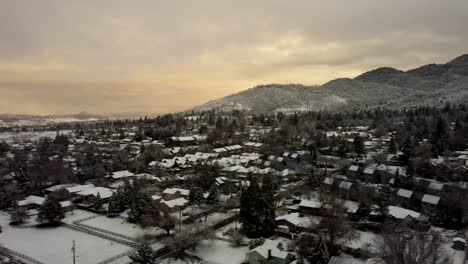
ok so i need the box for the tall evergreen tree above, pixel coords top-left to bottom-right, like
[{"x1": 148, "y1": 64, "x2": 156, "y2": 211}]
[
  {"x1": 388, "y1": 135, "x2": 397, "y2": 154},
  {"x1": 94, "y1": 193, "x2": 103, "y2": 210},
  {"x1": 188, "y1": 186, "x2": 204, "y2": 205},
  {"x1": 239, "y1": 178, "x2": 261, "y2": 238},
  {"x1": 259, "y1": 175, "x2": 276, "y2": 237},
  {"x1": 37, "y1": 196, "x2": 65, "y2": 225},
  {"x1": 206, "y1": 184, "x2": 220, "y2": 204},
  {"x1": 239, "y1": 176, "x2": 276, "y2": 238},
  {"x1": 129, "y1": 242, "x2": 158, "y2": 264},
  {"x1": 309, "y1": 237, "x2": 330, "y2": 264},
  {"x1": 353, "y1": 135, "x2": 366, "y2": 155},
  {"x1": 400, "y1": 136, "x2": 415, "y2": 166}
]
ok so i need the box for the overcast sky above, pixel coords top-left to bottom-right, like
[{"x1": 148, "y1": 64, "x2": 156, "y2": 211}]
[{"x1": 1, "y1": 0, "x2": 467, "y2": 115}]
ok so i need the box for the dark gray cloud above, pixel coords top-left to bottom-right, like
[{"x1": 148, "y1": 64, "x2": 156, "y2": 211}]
[{"x1": 0, "y1": 0, "x2": 467, "y2": 114}]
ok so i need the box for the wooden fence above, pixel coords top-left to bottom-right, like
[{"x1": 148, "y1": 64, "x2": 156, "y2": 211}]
[{"x1": 0, "y1": 245, "x2": 44, "y2": 264}]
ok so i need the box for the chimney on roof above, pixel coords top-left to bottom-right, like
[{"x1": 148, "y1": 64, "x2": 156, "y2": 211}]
[{"x1": 268, "y1": 249, "x2": 272, "y2": 259}]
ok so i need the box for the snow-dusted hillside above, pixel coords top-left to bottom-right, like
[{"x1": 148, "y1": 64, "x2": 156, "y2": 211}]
[{"x1": 190, "y1": 54, "x2": 468, "y2": 113}]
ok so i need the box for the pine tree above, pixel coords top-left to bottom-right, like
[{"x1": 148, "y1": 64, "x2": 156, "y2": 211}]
[
  {"x1": 309, "y1": 237, "x2": 330, "y2": 264},
  {"x1": 128, "y1": 193, "x2": 151, "y2": 223},
  {"x1": 188, "y1": 186, "x2": 204, "y2": 205},
  {"x1": 206, "y1": 184, "x2": 220, "y2": 204},
  {"x1": 389, "y1": 135, "x2": 397, "y2": 154},
  {"x1": 394, "y1": 169, "x2": 401, "y2": 187},
  {"x1": 312, "y1": 145, "x2": 318, "y2": 165},
  {"x1": 10, "y1": 206, "x2": 29, "y2": 225},
  {"x1": 129, "y1": 242, "x2": 158, "y2": 264},
  {"x1": 240, "y1": 178, "x2": 262, "y2": 238},
  {"x1": 134, "y1": 128, "x2": 144, "y2": 142},
  {"x1": 239, "y1": 176, "x2": 276, "y2": 238},
  {"x1": 94, "y1": 193, "x2": 103, "y2": 210},
  {"x1": 37, "y1": 196, "x2": 65, "y2": 225},
  {"x1": 400, "y1": 136, "x2": 415, "y2": 166},
  {"x1": 353, "y1": 135, "x2": 366, "y2": 155},
  {"x1": 259, "y1": 175, "x2": 276, "y2": 237}
]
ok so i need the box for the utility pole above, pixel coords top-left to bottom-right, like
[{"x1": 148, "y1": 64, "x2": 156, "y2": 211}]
[
  {"x1": 179, "y1": 208, "x2": 182, "y2": 231},
  {"x1": 72, "y1": 240, "x2": 76, "y2": 264}
]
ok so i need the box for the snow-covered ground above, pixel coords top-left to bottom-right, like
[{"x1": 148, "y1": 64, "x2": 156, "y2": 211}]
[
  {"x1": 341, "y1": 230, "x2": 382, "y2": 254},
  {"x1": 62, "y1": 209, "x2": 100, "y2": 224},
  {"x1": 0, "y1": 118, "x2": 98, "y2": 128},
  {"x1": 0, "y1": 130, "x2": 71, "y2": 143},
  {"x1": 330, "y1": 254, "x2": 367, "y2": 264},
  {"x1": 0, "y1": 213, "x2": 131, "y2": 264},
  {"x1": 80, "y1": 215, "x2": 166, "y2": 239},
  {"x1": 188, "y1": 240, "x2": 249, "y2": 264},
  {"x1": 433, "y1": 227, "x2": 466, "y2": 264}
]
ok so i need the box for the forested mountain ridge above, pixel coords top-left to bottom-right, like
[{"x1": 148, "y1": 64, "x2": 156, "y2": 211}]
[{"x1": 191, "y1": 54, "x2": 468, "y2": 113}]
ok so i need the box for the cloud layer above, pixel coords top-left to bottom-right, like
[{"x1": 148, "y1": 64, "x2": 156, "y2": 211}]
[{"x1": 1, "y1": 0, "x2": 467, "y2": 114}]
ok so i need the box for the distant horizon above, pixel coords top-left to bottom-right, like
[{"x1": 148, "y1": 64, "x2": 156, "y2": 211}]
[{"x1": 3, "y1": 52, "x2": 467, "y2": 116}]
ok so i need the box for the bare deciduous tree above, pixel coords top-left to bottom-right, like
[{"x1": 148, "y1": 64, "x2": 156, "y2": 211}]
[
  {"x1": 378, "y1": 231, "x2": 448, "y2": 264},
  {"x1": 159, "y1": 213, "x2": 176, "y2": 236},
  {"x1": 318, "y1": 186, "x2": 357, "y2": 256}
]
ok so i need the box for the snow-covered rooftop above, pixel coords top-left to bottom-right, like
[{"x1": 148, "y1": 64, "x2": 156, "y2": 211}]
[
  {"x1": 112, "y1": 170, "x2": 135, "y2": 179},
  {"x1": 163, "y1": 188, "x2": 190, "y2": 196},
  {"x1": 299, "y1": 198, "x2": 322, "y2": 209},
  {"x1": 76, "y1": 187, "x2": 114, "y2": 199},
  {"x1": 66, "y1": 184, "x2": 95, "y2": 194},
  {"x1": 248, "y1": 239, "x2": 290, "y2": 260},
  {"x1": 396, "y1": 188, "x2": 413, "y2": 198},
  {"x1": 421, "y1": 194, "x2": 440, "y2": 205},
  {"x1": 276, "y1": 212, "x2": 320, "y2": 228},
  {"x1": 17, "y1": 195, "x2": 45, "y2": 206},
  {"x1": 339, "y1": 181, "x2": 353, "y2": 189},
  {"x1": 388, "y1": 205, "x2": 420, "y2": 219},
  {"x1": 162, "y1": 198, "x2": 188, "y2": 208}
]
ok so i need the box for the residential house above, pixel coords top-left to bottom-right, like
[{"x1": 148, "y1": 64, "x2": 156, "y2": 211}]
[
  {"x1": 243, "y1": 142, "x2": 264, "y2": 152},
  {"x1": 396, "y1": 188, "x2": 413, "y2": 208},
  {"x1": 111, "y1": 170, "x2": 135, "y2": 180},
  {"x1": 76, "y1": 187, "x2": 114, "y2": 205},
  {"x1": 363, "y1": 167, "x2": 375, "y2": 182},
  {"x1": 346, "y1": 165, "x2": 359, "y2": 178},
  {"x1": 159, "y1": 197, "x2": 189, "y2": 213},
  {"x1": 426, "y1": 181, "x2": 444, "y2": 196},
  {"x1": 162, "y1": 188, "x2": 190, "y2": 200},
  {"x1": 275, "y1": 213, "x2": 320, "y2": 233},
  {"x1": 298, "y1": 198, "x2": 324, "y2": 216},
  {"x1": 246, "y1": 239, "x2": 294, "y2": 264},
  {"x1": 338, "y1": 181, "x2": 353, "y2": 199},
  {"x1": 17, "y1": 195, "x2": 45, "y2": 209},
  {"x1": 421, "y1": 194, "x2": 440, "y2": 215}
]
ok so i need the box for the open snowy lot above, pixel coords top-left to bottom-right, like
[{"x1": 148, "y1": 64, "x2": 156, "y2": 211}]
[
  {"x1": 188, "y1": 240, "x2": 248, "y2": 264},
  {"x1": 0, "y1": 130, "x2": 71, "y2": 143},
  {"x1": 0, "y1": 213, "x2": 131, "y2": 264},
  {"x1": 62, "y1": 209, "x2": 100, "y2": 224},
  {"x1": 81, "y1": 215, "x2": 166, "y2": 239},
  {"x1": 340, "y1": 230, "x2": 382, "y2": 253}
]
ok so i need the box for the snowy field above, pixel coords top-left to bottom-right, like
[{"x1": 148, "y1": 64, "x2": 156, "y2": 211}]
[
  {"x1": 81, "y1": 215, "x2": 166, "y2": 239},
  {"x1": 0, "y1": 130, "x2": 71, "y2": 143},
  {"x1": 62, "y1": 209, "x2": 100, "y2": 224},
  {"x1": 340, "y1": 230, "x2": 382, "y2": 253},
  {"x1": 0, "y1": 213, "x2": 131, "y2": 264},
  {"x1": 434, "y1": 227, "x2": 466, "y2": 264},
  {"x1": 188, "y1": 240, "x2": 248, "y2": 264},
  {"x1": 0, "y1": 118, "x2": 98, "y2": 128}
]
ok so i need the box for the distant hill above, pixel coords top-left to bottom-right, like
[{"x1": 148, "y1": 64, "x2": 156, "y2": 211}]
[
  {"x1": 67, "y1": 111, "x2": 103, "y2": 120},
  {"x1": 190, "y1": 54, "x2": 468, "y2": 113}
]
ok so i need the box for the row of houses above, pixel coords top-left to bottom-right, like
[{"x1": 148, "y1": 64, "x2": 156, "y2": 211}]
[{"x1": 18, "y1": 184, "x2": 115, "y2": 213}]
